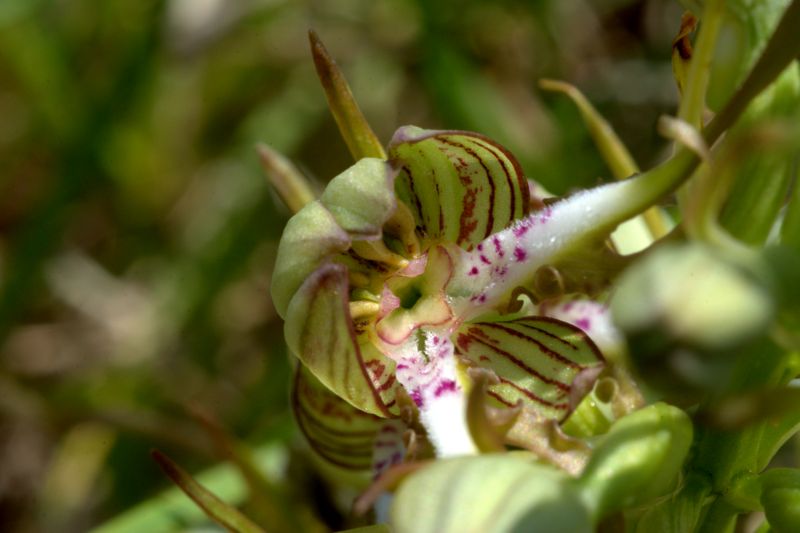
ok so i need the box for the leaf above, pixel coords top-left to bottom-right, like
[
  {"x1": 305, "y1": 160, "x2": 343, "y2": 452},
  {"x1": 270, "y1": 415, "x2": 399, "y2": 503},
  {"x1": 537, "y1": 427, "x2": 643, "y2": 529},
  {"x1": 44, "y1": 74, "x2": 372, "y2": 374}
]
[
  {"x1": 454, "y1": 317, "x2": 604, "y2": 421},
  {"x1": 292, "y1": 366, "x2": 388, "y2": 471},
  {"x1": 151, "y1": 450, "x2": 265, "y2": 533},
  {"x1": 388, "y1": 127, "x2": 529, "y2": 249},
  {"x1": 390, "y1": 454, "x2": 591, "y2": 533}
]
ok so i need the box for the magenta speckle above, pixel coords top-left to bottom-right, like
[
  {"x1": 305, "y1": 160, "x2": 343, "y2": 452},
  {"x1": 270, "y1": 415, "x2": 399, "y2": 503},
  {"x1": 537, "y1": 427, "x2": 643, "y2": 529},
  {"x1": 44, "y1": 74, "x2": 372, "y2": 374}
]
[
  {"x1": 478, "y1": 294, "x2": 487, "y2": 303},
  {"x1": 494, "y1": 265, "x2": 508, "y2": 277},
  {"x1": 469, "y1": 266, "x2": 479, "y2": 276},
  {"x1": 410, "y1": 389, "x2": 424, "y2": 407},
  {"x1": 480, "y1": 255, "x2": 491, "y2": 265},
  {"x1": 513, "y1": 219, "x2": 532, "y2": 237},
  {"x1": 477, "y1": 243, "x2": 484, "y2": 251},
  {"x1": 563, "y1": 302, "x2": 574, "y2": 312},
  {"x1": 576, "y1": 318, "x2": 591, "y2": 330},
  {"x1": 492, "y1": 236, "x2": 504, "y2": 257},
  {"x1": 514, "y1": 247, "x2": 527, "y2": 261},
  {"x1": 434, "y1": 379, "x2": 457, "y2": 397},
  {"x1": 397, "y1": 364, "x2": 409, "y2": 370},
  {"x1": 433, "y1": 335, "x2": 440, "y2": 344}
]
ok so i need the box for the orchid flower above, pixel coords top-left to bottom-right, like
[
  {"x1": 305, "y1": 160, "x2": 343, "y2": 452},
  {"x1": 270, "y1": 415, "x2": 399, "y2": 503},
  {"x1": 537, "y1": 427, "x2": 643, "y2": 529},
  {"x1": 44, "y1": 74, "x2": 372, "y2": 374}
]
[
  {"x1": 269, "y1": 110, "x2": 715, "y2": 473},
  {"x1": 264, "y1": 26, "x2": 730, "y2": 477}
]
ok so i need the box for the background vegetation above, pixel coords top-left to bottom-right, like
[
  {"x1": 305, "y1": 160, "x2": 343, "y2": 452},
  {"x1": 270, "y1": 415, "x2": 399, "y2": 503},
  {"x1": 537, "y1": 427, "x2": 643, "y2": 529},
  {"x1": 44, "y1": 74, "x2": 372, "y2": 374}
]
[{"x1": 2, "y1": 0, "x2": 780, "y2": 531}]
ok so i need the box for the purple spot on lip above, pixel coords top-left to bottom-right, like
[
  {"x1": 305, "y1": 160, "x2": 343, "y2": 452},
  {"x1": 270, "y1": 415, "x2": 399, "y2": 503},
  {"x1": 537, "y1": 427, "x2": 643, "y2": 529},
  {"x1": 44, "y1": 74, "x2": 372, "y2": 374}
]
[
  {"x1": 410, "y1": 389, "x2": 424, "y2": 407},
  {"x1": 514, "y1": 247, "x2": 527, "y2": 261},
  {"x1": 469, "y1": 266, "x2": 479, "y2": 276},
  {"x1": 513, "y1": 219, "x2": 532, "y2": 237},
  {"x1": 477, "y1": 243, "x2": 484, "y2": 251},
  {"x1": 576, "y1": 318, "x2": 591, "y2": 330},
  {"x1": 563, "y1": 302, "x2": 574, "y2": 312},
  {"x1": 433, "y1": 335, "x2": 440, "y2": 344},
  {"x1": 480, "y1": 255, "x2": 491, "y2": 265},
  {"x1": 478, "y1": 294, "x2": 487, "y2": 303},
  {"x1": 397, "y1": 364, "x2": 409, "y2": 370},
  {"x1": 492, "y1": 236, "x2": 504, "y2": 257},
  {"x1": 434, "y1": 379, "x2": 457, "y2": 397}
]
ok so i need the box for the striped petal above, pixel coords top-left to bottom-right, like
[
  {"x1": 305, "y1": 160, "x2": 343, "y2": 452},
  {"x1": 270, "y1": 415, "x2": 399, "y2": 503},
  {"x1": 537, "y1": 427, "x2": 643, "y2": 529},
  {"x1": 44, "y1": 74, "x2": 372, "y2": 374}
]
[
  {"x1": 454, "y1": 317, "x2": 605, "y2": 421},
  {"x1": 537, "y1": 297, "x2": 624, "y2": 358},
  {"x1": 388, "y1": 127, "x2": 529, "y2": 249},
  {"x1": 285, "y1": 262, "x2": 397, "y2": 417},
  {"x1": 293, "y1": 366, "x2": 388, "y2": 471}
]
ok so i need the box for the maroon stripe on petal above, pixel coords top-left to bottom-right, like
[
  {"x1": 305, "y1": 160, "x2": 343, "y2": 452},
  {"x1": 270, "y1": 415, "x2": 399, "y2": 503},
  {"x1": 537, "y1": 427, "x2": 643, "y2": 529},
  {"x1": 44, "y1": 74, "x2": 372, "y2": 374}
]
[
  {"x1": 481, "y1": 322, "x2": 584, "y2": 369},
  {"x1": 462, "y1": 334, "x2": 571, "y2": 392},
  {"x1": 497, "y1": 376, "x2": 568, "y2": 410},
  {"x1": 438, "y1": 136, "x2": 496, "y2": 241}
]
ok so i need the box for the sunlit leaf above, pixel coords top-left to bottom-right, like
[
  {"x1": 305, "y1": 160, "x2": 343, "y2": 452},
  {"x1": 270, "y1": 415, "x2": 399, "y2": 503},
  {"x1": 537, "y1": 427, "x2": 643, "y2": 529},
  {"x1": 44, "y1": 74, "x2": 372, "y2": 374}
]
[
  {"x1": 390, "y1": 454, "x2": 591, "y2": 533},
  {"x1": 151, "y1": 450, "x2": 265, "y2": 533},
  {"x1": 388, "y1": 127, "x2": 529, "y2": 249},
  {"x1": 454, "y1": 317, "x2": 604, "y2": 421}
]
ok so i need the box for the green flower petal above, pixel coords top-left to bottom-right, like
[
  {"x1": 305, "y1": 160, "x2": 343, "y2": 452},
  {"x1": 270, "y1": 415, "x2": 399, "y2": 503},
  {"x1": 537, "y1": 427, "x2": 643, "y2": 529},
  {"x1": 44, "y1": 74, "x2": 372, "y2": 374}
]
[
  {"x1": 292, "y1": 366, "x2": 388, "y2": 471},
  {"x1": 388, "y1": 127, "x2": 529, "y2": 249},
  {"x1": 285, "y1": 262, "x2": 395, "y2": 417},
  {"x1": 454, "y1": 317, "x2": 604, "y2": 421}
]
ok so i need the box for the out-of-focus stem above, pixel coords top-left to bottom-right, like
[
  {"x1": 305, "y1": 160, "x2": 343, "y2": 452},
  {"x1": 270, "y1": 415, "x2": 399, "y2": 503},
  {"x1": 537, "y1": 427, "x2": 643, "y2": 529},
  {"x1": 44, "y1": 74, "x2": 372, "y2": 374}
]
[
  {"x1": 539, "y1": 79, "x2": 669, "y2": 240},
  {"x1": 257, "y1": 143, "x2": 315, "y2": 214}
]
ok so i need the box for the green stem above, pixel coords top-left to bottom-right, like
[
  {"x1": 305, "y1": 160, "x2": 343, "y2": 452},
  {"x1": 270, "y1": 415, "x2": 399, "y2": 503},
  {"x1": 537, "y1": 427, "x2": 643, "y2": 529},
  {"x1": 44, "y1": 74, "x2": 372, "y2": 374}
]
[{"x1": 698, "y1": 499, "x2": 739, "y2": 533}]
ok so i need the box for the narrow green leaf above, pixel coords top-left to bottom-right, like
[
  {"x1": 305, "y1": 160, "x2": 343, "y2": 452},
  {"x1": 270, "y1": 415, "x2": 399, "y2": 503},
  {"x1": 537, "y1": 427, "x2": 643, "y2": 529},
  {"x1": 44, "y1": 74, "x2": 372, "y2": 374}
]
[
  {"x1": 151, "y1": 450, "x2": 265, "y2": 533},
  {"x1": 93, "y1": 445, "x2": 286, "y2": 533},
  {"x1": 388, "y1": 127, "x2": 529, "y2": 249},
  {"x1": 391, "y1": 454, "x2": 591, "y2": 533},
  {"x1": 293, "y1": 366, "x2": 388, "y2": 471},
  {"x1": 284, "y1": 263, "x2": 397, "y2": 417},
  {"x1": 309, "y1": 30, "x2": 386, "y2": 161},
  {"x1": 453, "y1": 317, "x2": 604, "y2": 421}
]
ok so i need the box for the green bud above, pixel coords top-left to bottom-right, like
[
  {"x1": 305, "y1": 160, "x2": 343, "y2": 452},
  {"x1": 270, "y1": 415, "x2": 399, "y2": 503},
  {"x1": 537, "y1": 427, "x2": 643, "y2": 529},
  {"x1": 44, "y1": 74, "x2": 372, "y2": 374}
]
[
  {"x1": 760, "y1": 468, "x2": 800, "y2": 532},
  {"x1": 611, "y1": 244, "x2": 773, "y2": 397},
  {"x1": 577, "y1": 403, "x2": 693, "y2": 520},
  {"x1": 763, "y1": 487, "x2": 800, "y2": 531}
]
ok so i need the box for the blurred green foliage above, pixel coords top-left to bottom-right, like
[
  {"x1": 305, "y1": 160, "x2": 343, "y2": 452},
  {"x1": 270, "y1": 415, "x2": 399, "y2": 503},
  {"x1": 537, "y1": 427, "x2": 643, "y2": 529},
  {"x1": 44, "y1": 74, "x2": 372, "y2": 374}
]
[{"x1": 0, "y1": 0, "x2": 715, "y2": 531}]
